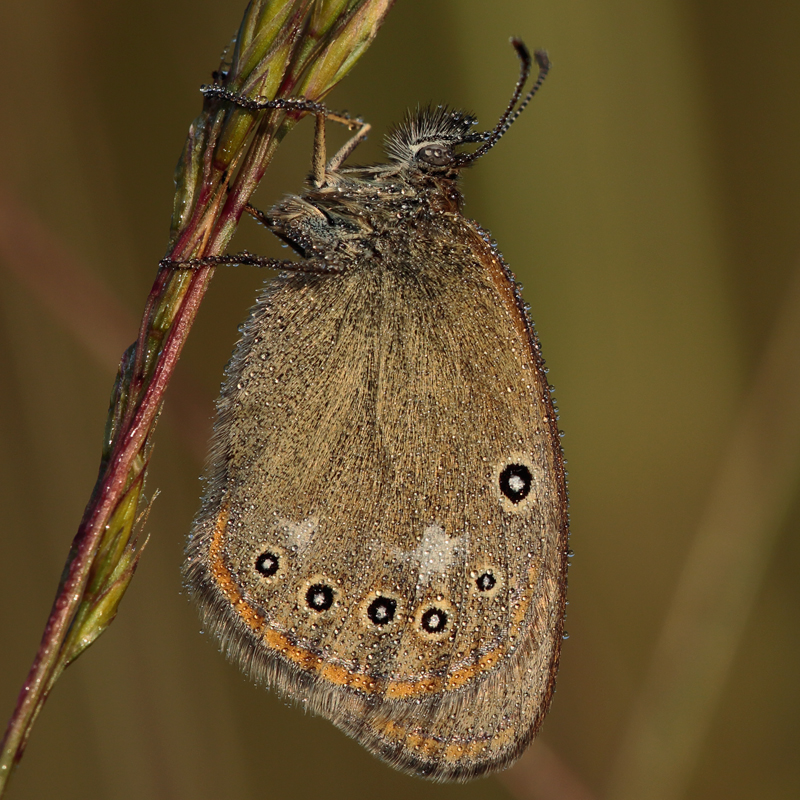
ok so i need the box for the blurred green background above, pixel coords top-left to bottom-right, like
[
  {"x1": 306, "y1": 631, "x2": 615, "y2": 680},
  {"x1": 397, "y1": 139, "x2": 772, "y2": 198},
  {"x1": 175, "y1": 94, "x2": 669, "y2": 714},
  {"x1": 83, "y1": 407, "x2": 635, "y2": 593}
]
[{"x1": 1, "y1": 1, "x2": 799, "y2": 798}]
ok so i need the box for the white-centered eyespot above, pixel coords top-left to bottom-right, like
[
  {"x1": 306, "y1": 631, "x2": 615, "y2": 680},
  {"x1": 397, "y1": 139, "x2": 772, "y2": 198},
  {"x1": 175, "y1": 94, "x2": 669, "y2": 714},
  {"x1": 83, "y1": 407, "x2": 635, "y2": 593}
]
[
  {"x1": 414, "y1": 598, "x2": 455, "y2": 640},
  {"x1": 493, "y1": 453, "x2": 538, "y2": 513},
  {"x1": 298, "y1": 574, "x2": 339, "y2": 614}
]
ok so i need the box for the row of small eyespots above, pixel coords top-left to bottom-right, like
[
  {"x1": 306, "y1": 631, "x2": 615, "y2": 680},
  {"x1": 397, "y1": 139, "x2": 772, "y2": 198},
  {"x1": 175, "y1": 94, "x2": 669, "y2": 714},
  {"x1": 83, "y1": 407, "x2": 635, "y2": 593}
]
[{"x1": 255, "y1": 551, "x2": 497, "y2": 635}]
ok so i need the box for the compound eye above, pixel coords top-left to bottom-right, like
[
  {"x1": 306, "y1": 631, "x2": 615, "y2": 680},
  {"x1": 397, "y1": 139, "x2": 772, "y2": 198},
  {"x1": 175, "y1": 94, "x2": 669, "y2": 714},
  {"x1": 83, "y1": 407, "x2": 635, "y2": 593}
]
[{"x1": 418, "y1": 144, "x2": 453, "y2": 166}]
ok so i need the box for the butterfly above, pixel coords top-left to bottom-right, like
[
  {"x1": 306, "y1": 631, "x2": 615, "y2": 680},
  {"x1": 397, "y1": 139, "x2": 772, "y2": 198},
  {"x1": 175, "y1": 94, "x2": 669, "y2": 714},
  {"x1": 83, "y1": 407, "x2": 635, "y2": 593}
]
[{"x1": 182, "y1": 40, "x2": 569, "y2": 781}]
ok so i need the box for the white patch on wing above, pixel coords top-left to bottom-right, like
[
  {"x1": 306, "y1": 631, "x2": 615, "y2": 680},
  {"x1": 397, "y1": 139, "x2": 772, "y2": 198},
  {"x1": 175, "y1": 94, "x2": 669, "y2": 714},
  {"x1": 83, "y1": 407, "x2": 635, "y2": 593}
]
[
  {"x1": 411, "y1": 523, "x2": 464, "y2": 585},
  {"x1": 279, "y1": 516, "x2": 319, "y2": 550}
]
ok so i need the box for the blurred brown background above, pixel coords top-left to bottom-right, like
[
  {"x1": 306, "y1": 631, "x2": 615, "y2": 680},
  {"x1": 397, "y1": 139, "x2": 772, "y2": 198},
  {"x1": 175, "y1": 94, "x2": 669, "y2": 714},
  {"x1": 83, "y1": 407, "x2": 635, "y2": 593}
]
[{"x1": 1, "y1": 1, "x2": 799, "y2": 798}]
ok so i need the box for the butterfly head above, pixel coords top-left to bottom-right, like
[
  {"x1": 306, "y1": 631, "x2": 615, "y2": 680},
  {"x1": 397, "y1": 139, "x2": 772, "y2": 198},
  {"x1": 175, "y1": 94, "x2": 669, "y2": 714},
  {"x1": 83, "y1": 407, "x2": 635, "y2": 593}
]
[
  {"x1": 383, "y1": 41, "x2": 550, "y2": 178},
  {"x1": 384, "y1": 106, "x2": 485, "y2": 174}
]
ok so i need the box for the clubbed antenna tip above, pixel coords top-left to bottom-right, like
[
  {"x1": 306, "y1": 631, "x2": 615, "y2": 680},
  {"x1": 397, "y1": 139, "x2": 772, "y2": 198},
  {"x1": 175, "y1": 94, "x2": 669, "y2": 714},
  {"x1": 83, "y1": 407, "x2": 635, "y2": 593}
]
[{"x1": 456, "y1": 38, "x2": 551, "y2": 166}]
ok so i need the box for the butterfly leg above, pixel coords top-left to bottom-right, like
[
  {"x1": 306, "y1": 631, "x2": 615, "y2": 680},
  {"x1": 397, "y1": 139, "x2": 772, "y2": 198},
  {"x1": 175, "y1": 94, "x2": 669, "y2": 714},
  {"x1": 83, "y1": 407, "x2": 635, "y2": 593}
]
[
  {"x1": 160, "y1": 252, "x2": 341, "y2": 275},
  {"x1": 201, "y1": 85, "x2": 371, "y2": 186},
  {"x1": 312, "y1": 111, "x2": 371, "y2": 184},
  {"x1": 164, "y1": 87, "x2": 367, "y2": 276}
]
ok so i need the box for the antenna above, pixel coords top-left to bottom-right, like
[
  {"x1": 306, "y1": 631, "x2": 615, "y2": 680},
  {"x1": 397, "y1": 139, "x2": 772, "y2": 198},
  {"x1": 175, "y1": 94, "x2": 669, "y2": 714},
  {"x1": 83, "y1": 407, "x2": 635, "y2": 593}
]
[{"x1": 455, "y1": 39, "x2": 550, "y2": 166}]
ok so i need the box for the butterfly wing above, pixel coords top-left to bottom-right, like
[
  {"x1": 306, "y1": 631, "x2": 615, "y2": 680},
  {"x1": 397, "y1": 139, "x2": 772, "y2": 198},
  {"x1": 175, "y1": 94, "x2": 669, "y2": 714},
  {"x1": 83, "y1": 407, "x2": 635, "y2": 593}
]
[{"x1": 184, "y1": 218, "x2": 568, "y2": 780}]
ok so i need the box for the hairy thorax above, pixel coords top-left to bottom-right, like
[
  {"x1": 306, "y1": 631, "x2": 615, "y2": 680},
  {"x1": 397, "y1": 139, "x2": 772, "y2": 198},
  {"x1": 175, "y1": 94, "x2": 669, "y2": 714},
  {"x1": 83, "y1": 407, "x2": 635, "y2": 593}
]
[{"x1": 266, "y1": 167, "x2": 465, "y2": 268}]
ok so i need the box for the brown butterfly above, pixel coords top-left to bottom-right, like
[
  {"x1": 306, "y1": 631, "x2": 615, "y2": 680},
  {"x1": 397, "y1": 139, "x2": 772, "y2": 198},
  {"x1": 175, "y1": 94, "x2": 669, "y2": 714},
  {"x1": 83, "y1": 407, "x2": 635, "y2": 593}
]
[{"x1": 182, "y1": 40, "x2": 569, "y2": 781}]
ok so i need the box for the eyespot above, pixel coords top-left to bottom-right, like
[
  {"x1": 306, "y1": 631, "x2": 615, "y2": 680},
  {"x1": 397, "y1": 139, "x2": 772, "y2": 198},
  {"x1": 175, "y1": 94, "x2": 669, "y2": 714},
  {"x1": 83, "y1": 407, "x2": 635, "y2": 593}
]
[
  {"x1": 255, "y1": 550, "x2": 280, "y2": 577},
  {"x1": 500, "y1": 464, "x2": 532, "y2": 503},
  {"x1": 420, "y1": 607, "x2": 448, "y2": 633},
  {"x1": 475, "y1": 571, "x2": 496, "y2": 592},
  {"x1": 359, "y1": 591, "x2": 401, "y2": 629},
  {"x1": 414, "y1": 599, "x2": 455, "y2": 639},
  {"x1": 494, "y1": 454, "x2": 537, "y2": 512},
  {"x1": 305, "y1": 583, "x2": 335, "y2": 612},
  {"x1": 367, "y1": 596, "x2": 397, "y2": 626},
  {"x1": 298, "y1": 574, "x2": 339, "y2": 613},
  {"x1": 417, "y1": 143, "x2": 453, "y2": 166},
  {"x1": 251, "y1": 544, "x2": 287, "y2": 583},
  {"x1": 469, "y1": 564, "x2": 503, "y2": 597}
]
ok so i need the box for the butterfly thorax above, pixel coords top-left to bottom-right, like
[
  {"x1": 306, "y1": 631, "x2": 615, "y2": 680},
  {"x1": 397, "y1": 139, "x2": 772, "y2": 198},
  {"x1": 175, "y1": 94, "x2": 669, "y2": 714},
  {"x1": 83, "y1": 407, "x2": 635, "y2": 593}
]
[
  {"x1": 265, "y1": 105, "x2": 482, "y2": 266},
  {"x1": 266, "y1": 169, "x2": 464, "y2": 266}
]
